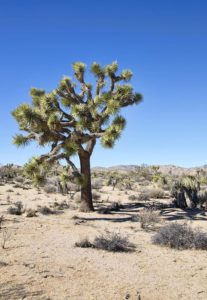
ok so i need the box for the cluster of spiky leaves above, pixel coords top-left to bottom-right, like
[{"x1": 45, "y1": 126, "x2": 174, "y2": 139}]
[
  {"x1": 173, "y1": 175, "x2": 200, "y2": 195},
  {"x1": 23, "y1": 157, "x2": 50, "y2": 186},
  {"x1": 181, "y1": 175, "x2": 199, "y2": 191},
  {"x1": 12, "y1": 61, "x2": 142, "y2": 183}
]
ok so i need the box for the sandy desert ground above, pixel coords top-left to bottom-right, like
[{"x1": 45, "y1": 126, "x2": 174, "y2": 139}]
[{"x1": 0, "y1": 181, "x2": 207, "y2": 300}]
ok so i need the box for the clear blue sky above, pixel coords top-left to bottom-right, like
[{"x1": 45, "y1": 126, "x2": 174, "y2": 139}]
[{"x1": 1, "y1": 0, "x2": 207, "y2": 167}]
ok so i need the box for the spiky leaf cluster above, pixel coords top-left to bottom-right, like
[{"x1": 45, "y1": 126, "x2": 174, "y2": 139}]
[{"x1": 12, "y1": 61, "x2": 142, "y2": 184}]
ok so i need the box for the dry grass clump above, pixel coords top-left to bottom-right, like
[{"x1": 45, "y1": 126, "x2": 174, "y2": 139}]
[
  {"x1": 138, "y1": 208, "x2": 160, "y2": 229},
  {"x1": 13, "y1": 183, "x2": 22, "y2": 189},
  {"x1": 15, "y1": 176, "x2": 24, "y2": 183},
  {"x1": 148, "y1": 188, "x2": 165, "y2": 199},
  {"x1": 91, "y1": 178, "x2": 103, "y2": 190},
  {"x1": 128, "y1": 194, "x2": 137, "y2": 201},
  {"x1": 75, "y1": 231, "x2": 135, "y2": 252},
  {"x1": 44, "y1": 185, "x2": 56, "y2": 193},
  {"x1": 152, "y1": 223, "x2": 207, "y2": 250},
  {"x1": 198, "y1": 190, "x2": 207, "y2": 207},
  {"x1": 7, "y1": 201, "x2": 24, "y2": 215},
  {"x1": 75, "y1": 238, "x2": 93, "y2": 248},
  {"x1": 137, "y1": 190, "x2": 150, "y2": 201},
  {"x1": 26, "y1": 209, "x2": 37, "y2": 217},
  {"x1": 92, "y1": 191, "x2": 101, "y2": 201},
  {"x1": 67, "y1": 182, "x2": 80, "y2": 192},
  {"x1": 53, "y1": 201, "x2": 70, "y2": 210},
  {"x1": 93, "y1": 231, "x2": 135, "y2": 252}
]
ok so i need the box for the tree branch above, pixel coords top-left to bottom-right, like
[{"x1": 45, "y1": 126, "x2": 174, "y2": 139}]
[
  {"x1": 38, "y1": 143, "x2": 63, "y2": 162},
  {"x1": 86, "y1": 139, "x2": 96, "y2": 156}
]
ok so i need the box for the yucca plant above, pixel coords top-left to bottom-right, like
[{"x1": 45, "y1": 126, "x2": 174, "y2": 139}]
[
  {"x1": 172, "y1": 175, "x2": 200, "y2": 208},
  {"x1": 12, "y1": 61, "x2": 142, "y2": 211}
]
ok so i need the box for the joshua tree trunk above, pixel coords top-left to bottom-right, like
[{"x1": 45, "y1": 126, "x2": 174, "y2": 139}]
[
  {"x1": 78, "y1": 150, "x2": 94, "y2": 212},
  {"x1": 174, "y1": 191, "x2": 187, "y2": 209},
  {"x1": 184, "y1": 189, "x2": 198, "y2": 208}
]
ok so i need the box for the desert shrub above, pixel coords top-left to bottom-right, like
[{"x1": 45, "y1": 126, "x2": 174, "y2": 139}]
[
  {"x1": 6, "y1": 189, "x2": 14, "y2": 193},
  {"x1": 53, "y1": 201, "x2": 69, "y2": 210},
  {"x1": 138, "y1": 208, "x2": 160, "y2": 229},
  {"x1": 138, "y1": 179, "x2": 151, "y2": 186},
  {"x1": 24, "y1": 179, "x2": 32, "y2": 185},
  {"x1": 128, "y1": 195, "x2": 137, "y2": 201},
  {"x1": 116, "y1": 182, "x2": 125, "y2": 191},
  {"x1": 92, "y1": 191, "x2": 101, "y2": 200},
  {"x1": 159, "y1": 183, "x2": 172, "y2": 191},
  {"x1": 91, "y1": 179, "x2": 103, "y2": 190},
  {"x1": 93, "y1": 231, "x2": 135, "y2": 252},
  {"x1": 44, "y1": 185, "x2": 56, "y2": 193},
  {"x1": 7, "y1": 201, "x2": 24, "y2": 215},
  {"x1": 198, "y1": 190, "x2": 207, "y2": 206},
  {"x1": 75, "y1": 231, "x2": 135, "y2": 252},
  {"x1": 149, "y1": 188, "x2": 165, "y2": 199},
  {"x1": 13, "y1": 184, "x2": 22, "y2": 188},
  {"x1": 193, "y1": 231, "x2": 207, "y2": 249},
  {"x1": 26, "y1": 209, "x2": 37, "y2": 217},
  {"x1": 15, "y1": 176, "x2": 24, "y2": 183},
  {"x1": 66, "y1": 182, "x2": 80, "y2": 192},
  {"x1": 38, "y1": 206, "x2": 54, "y2": 215},
  {"x1": 152, "y1": 223, "x2": 207, "y2": 250},
  {"x1": 74, "y1": 192, "x2": 81, "y2": 203},
  {"x1": 75, "y1": 238, "x2": 93, "y2": 248},
  {"x1": 137, "y1": 190, "x2": 150, "y2": 201}
]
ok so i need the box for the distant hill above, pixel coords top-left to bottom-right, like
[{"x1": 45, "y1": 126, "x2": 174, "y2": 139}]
[
  {"x1": 92, "y1": 164, "x2": 207, "y2": 176},
  {"x1": 1, "y1": 163, "x2": 207, "y2": 176}
]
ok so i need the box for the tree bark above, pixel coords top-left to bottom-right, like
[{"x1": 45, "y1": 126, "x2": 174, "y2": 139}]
[
  {"x1": 174, "y1": 191, "x2": 187, "y2": 209},
  {"x1": 184, "y1": 189, "x2": 198, "y2": 208},
  {"x1": 78, "y1": 151, "x2": 94, "y2": 212}
]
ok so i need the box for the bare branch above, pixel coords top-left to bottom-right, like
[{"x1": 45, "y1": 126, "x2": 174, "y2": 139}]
[
  {"x1": 86, "y1": 139, "x2": 96, "y2": 156},
  {"x1": 65, "y1": 157, "x2": 80, "y2": 173},
  {"x1": 38, "y1": 143, "x2": 63, "y2": 162}
]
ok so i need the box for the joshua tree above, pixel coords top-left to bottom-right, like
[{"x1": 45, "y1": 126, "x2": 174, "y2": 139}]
[
  {"x1": 172, "y1": 175, "x2": 200, "y2": 208},
  {"x1": 12, "y1": 61, "x2": 142, "y2": 211}
]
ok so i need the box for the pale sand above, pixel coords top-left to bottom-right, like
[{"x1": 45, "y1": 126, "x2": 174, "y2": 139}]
[{"x1": 0, "y1": 183, "x2": 207, "y2": 300}]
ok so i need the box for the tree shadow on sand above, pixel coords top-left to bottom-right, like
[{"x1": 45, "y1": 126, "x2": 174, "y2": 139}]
[
  {"x1": 77, "y1": 201, "x2": 207, "y2": 223},
  {"x1": 160, "y1": 207, "x2": 207, "y2": 221}
]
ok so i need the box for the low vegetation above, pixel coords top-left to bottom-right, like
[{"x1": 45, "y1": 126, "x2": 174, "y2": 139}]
[
  {"x1": 75, "y1": 231, "x2": 135, "y2": 252},
  {"x1": 152, "y1": 223, "x2": 207, "y2": 250},
  {"x1": 26, "y1": 209, "x2": 37, "y2": 217},
  {"x1": 7, "y1": 201, "x2": 24, "y2": 215},
  {"x1": 138, "y1": 208, "x2": 160, "y2": 230}
]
